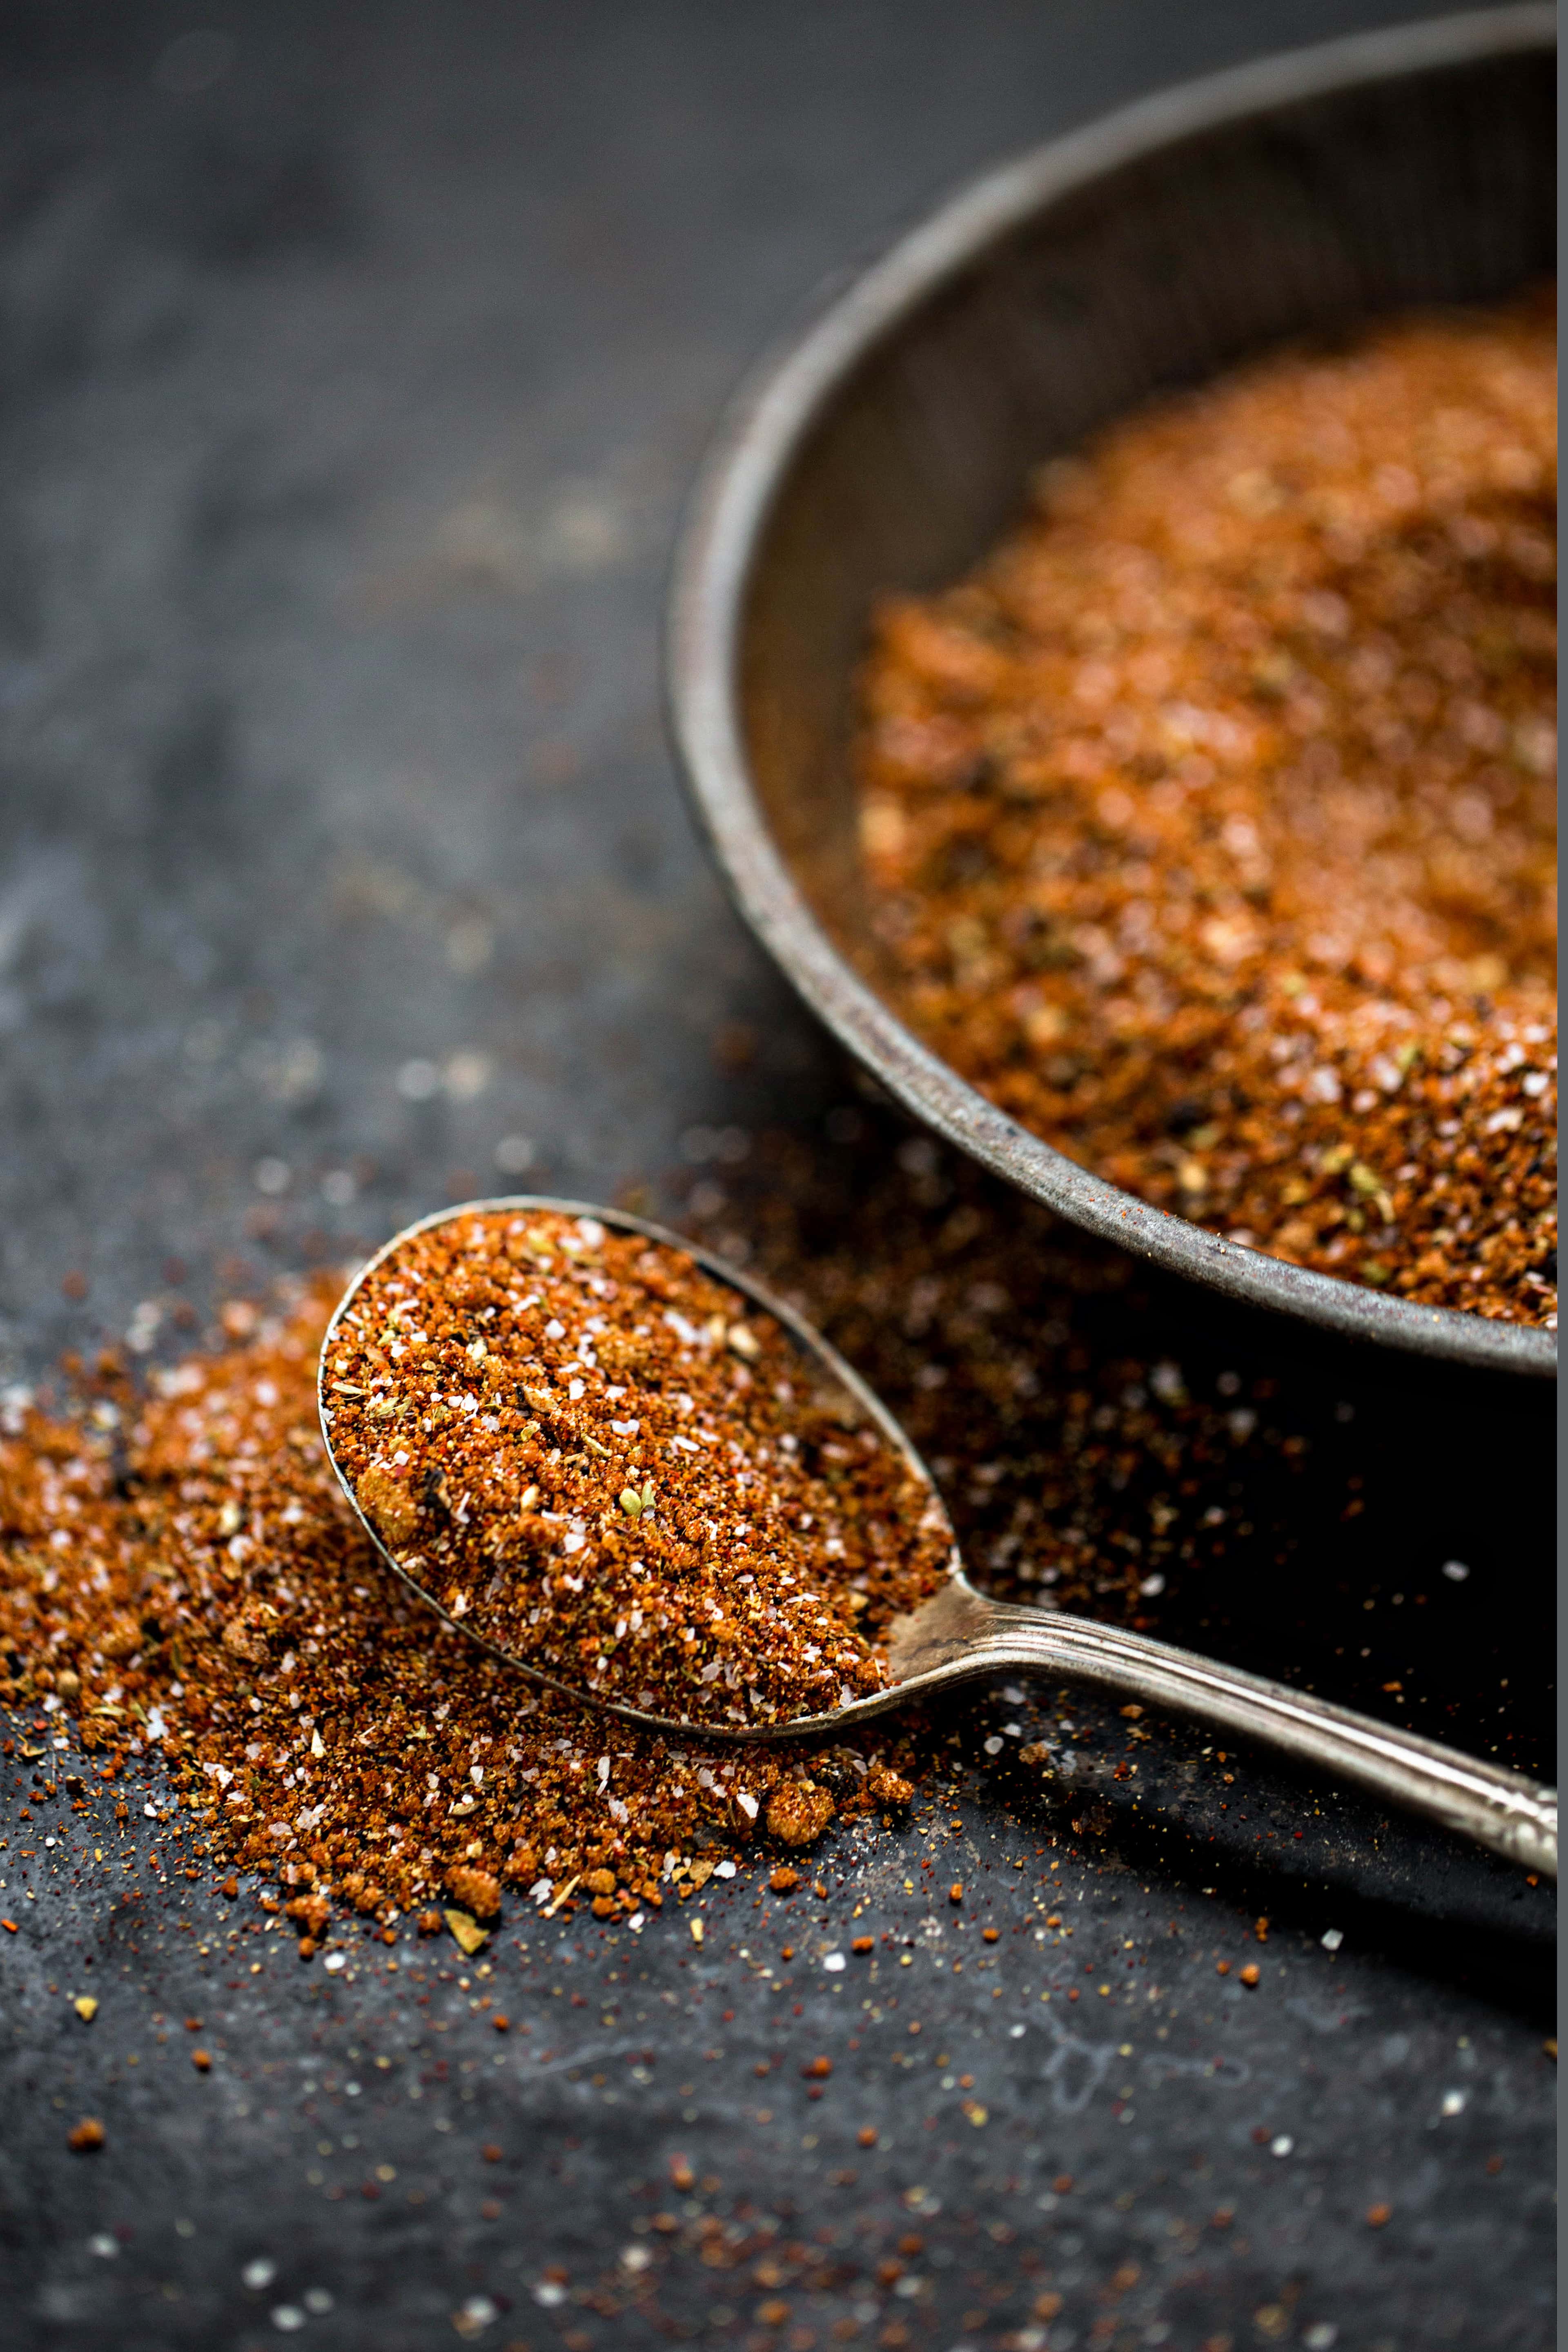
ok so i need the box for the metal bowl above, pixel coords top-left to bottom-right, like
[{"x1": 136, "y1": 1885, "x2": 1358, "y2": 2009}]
[{"x1": 667, "y1": 7, "x2": 1556, "y2": 1377}]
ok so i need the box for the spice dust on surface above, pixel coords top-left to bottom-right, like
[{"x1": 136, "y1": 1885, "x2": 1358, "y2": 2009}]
[
  {"x1": 857, "y1": 292, "x2": 1557, "y2": 1322},
  {"x1": 1, "y1": 1116, "x2": 1541, "y2": 1955},
  {"x1": 321, "y1": 1208, "x2": 951, "y2": 1728},
  {"x1": 0, "y1": 1275, "x2": 921, "y2": 1940}
]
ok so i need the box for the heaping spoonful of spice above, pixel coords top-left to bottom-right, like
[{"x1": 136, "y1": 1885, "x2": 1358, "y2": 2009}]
[{"x1": 319, "y1": 1197, "x2": 1556, "y2": 1878}]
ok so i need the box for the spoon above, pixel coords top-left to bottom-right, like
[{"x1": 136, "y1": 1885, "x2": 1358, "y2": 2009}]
[{"x1": 319, "y1": 1196, "x2": 1556, "y2": 1880}]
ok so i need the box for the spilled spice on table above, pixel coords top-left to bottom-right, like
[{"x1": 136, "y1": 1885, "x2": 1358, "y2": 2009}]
[
  {"x1": 0, "y1": 1159, "x2": 1279, "y2": 1949},
  {"x1": 857, "y1": 292, "x2": 1557, "y2": 1322},
  {"x1": 321, "y1": 1207, "x2": 950, "y2": 1727},
  {"x1": 4, "y1": 1107, "x2": 1532, "y2": 1949},
  {"x1": 0, "y1": 1276, "x2": 920, "y2": 1941}
]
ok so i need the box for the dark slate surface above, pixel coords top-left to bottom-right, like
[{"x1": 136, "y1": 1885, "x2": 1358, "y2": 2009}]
[{"x1": 0, "y1": 5, "x2": 1553, "y2": 2349}]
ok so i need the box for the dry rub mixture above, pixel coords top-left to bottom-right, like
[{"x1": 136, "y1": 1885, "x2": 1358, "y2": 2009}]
[
  {"x1": 858, "y1": 294, "x2": 1557, "y2": 1321},
  {"x1": 322, "y1": 1209, "x2": 951, "y2": 1728},
  {"x1": 5, "y1": 1123, "x2": 1516, "y2": 1961},
  {"x1": 0, "y1": 1276, "x2": 920, "y2": 1941}
]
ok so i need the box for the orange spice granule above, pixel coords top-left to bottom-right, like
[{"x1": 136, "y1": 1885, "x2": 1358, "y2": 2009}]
[{"x1": 856, "y1": 291, "x2": 1556, "y2": 1323}]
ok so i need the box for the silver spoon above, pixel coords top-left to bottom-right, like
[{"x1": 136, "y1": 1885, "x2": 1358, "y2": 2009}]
[{"x1": 319, "y1": 1196, "x2": 1557, "y2": 1880}]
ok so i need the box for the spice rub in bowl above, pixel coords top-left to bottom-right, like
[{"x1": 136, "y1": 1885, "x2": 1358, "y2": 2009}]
[
  {"x1": 321, "y1": 1207, "x2": 952, "y2": 1726},
  {"x1": 857, "y1": 293, "x2": 1557, "y2": 1325}
]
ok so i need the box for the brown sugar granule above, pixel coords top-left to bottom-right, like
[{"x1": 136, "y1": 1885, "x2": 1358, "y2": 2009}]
[
  {"x1": 321, "y1": 1209, "x2": 951, "y2": 1726},
  {"x1": 764, "y1": 1779, "x2": 836, "y2": 1849},
  {"x1": 445, "y1": 1864, "x2": 502, "y2": 1920},
  {"x1": 857, "y1": 292, "x2": 1557, "y2": 1324},
  {"x1": 286, "y1": 1892, "x2": 329, "y2": 1938},
  {"x1": 0, "y1": 1274, "x2": 925, "y2": 1931}
]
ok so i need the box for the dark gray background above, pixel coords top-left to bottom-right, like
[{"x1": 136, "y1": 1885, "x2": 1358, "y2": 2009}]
[{"x1": 0, "y1": 6, "x2": 1553, "y2": 2349}]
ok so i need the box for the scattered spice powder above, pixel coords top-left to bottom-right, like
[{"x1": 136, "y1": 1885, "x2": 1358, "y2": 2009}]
[
  {"x1": 857, "y1": 292, "x2": 1557, "y2": 1322},
  {"x1": 0, "y1": 1274, "x2": 920, "y2": 1937},
  {"x1": 320, "y1": 1207, "x2": 951, "y2": 1726},
  {"x1": 2, "y1": 1095, "x2": 1533, "y2": 1944}
]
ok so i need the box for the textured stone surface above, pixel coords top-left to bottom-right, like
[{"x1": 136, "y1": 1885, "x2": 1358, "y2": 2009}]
[{"x1": 0, "y1": 4, "x2": 1552, "y2": 2348}]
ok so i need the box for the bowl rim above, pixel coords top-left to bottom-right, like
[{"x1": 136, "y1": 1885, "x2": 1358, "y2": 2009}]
[{"x1": 665, "y1": 4, "x2": 1557, "y2": 1378}]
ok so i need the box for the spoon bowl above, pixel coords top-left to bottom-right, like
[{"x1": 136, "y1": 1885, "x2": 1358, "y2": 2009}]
[{"x1": 320, "y1": 1197, "x2": 1556, "y2": 1878}]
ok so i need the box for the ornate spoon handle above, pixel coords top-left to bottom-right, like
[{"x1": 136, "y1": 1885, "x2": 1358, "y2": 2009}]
[{"x1": 907, "y1": 1593, "x2": 1557, "y2": 1877}]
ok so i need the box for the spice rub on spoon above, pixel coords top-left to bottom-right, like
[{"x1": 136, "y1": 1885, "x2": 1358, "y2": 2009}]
[
  {"x1": 321, "y1": 1199, "x2": 951, "y2": 1729},
  {"x1": 320, "y1": 1199, "x2": 1556, "y2": 1877}
]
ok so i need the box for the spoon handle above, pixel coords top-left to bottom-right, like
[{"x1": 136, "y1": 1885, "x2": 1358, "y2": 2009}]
[{"x1": 961, "y1": 1599, "x2": 1556, "y2": 1877}]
